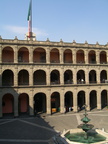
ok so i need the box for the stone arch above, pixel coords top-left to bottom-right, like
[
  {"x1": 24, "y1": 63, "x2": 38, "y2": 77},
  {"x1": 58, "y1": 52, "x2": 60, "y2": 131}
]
[
  {"x1": 33, "y1": 70, "x2": 46, "y2": 85},
  {"x1": 2, "y1": 93, "x2": 14, "y2": 115},
  {"x1": 50, "y1": 70, "x2": 60, "y2": 84},
  {"x1": 88, "y1": 50, "x2": 96, "y2": 64},
  {"x1": 100, "y1": 51, "x2": 107, "y2": 64},
  {"x1": 2, "y1": 46, "x2": 14, "y2": 63},
  {"x1": 18, "y1": 93, "x2": 29, "y2": 114},
  {"x1": 33, "y1": 48, "x2": 46, "y2": 63},
  {"x1": 2, "y1": 69, "x2": 14, "y2": 86},
  {"x1": 100, "y1": 70, "x2": 107, "y2": 83},
  {"x1": 89, "y1": 70, "x2": 97, "y2": 83},
  {"x1": 50, "y1": 48, "x2": 60, "y2": 63},
  {"x1": 64, "y1": 91, "x2": 73, "y2": 112},
  {"x1": 63, "y1": 49, "x2": 72, "y2": 63},
  {"x1": 76, "y1": 50, "x2": 85, "y2": 63},
  {"x1": 18, "y1": 47, "x2": 29, "y2": 62},
  {"x1": 77, "y1": 70, "x2": 85, "y2": 84},
  {"x1": 64, "y1": 70, "x2": 73, "y2": 84},
  {"x1": 90, "y1": 90, "x2": 97, "y2": 110},
  {"x1": 51, "y1": 92, "x2": 60, "y2": 114},
  {"x1": 77, "y1": 91, "x2": 85, "y2": 111},
  {"x1": 18, "y1": 69, "x2": 29, "y2": 85},
  {"x1": 34, "y1": 93, "x2": 46, "y2": 114},
  {"x1": 101, "y1": 90, "x2": 107, "y2": 109}
]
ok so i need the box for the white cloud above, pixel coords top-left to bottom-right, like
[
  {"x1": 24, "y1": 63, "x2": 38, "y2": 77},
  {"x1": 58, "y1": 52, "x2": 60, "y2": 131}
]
[{"x1": 4, "y1": 25, "x2": 48, "y2": 38}]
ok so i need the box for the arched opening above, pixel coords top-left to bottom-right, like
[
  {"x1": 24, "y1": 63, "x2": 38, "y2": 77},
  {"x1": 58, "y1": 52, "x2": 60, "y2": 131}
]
[
  {"x1": 101, "y1": 90, "x2": 107, "y2": 109},
  {"x1": 50, "y1": 70, "x2": 60, "y2": 84},
  {"x1": 88, "y1": 50, "x2": 96, "y2": 64},
  {"x1": 2, "y1": 70, "x2": 14, "y2": 86},
  {"x1": 100, "y1": 70, "x2": 107, "y2": 83},
  {"x1": 77, "y1": 70, "x2": 85, "y2": 84},
  {"x1": 76, "y1": 50, "x2": 85, "y2": 63},
  {"x1": 65, "y1": 91, "x2": 73, "y2": 112},
  {"x1": 33, "y1": 48, "x2": 46, "y2": 63},
  {"x1": 33, "y1": 70, "x2": 46, "y2": 85},
  {"x1": 64, "y1": 49, "x2": 72, "y2": 63},
  {"x1": 2, "y1": 47, "x2": 14, "y2": 63},
  {"x1": 2, "y1": 94, "x2": 14, "y2": 116},
  {"x1": 50, "y1": 49, "x2": 60, "y2": 63},
  {"x1": 18, "y1": 70, "x2": 29, "y2": 85},
  {"x1": 18, "y1": 47, "x2": 29, "y2": 63},
  {"x1": 34, "y1": 93, "x2": 46, "y2": 114},
  {"x1": 77, "y1": 91, "x2": 85, "y2": 111},
  {"x1": 51, "y1": 92, "x2": 60, "y2": 114},
  {"x1": 100, "y1": 51, "x2": 107, "y2": 64},
  {"x1": 64, "y1": 70, "x2": 73, "y2": 84},
  {"x1": 90, "y1": 90, "x2": 97, "y2": 110},
  {"x1": 89, "y1": 70, "x2": 96, "y2": 83},
  {"x1": 18, "y1": 93, "x2": 29, "y2": 115}
]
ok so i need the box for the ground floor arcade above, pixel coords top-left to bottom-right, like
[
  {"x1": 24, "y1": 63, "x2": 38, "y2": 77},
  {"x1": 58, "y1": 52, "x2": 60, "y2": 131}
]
[{"x1": 0, "y1": 86, "x2": 108, "y2": 118}]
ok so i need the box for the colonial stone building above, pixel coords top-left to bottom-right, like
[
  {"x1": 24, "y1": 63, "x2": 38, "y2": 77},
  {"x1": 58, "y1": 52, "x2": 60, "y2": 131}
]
[{"x1": 0, "y1": 35, "x2": 108, "y2": 118}]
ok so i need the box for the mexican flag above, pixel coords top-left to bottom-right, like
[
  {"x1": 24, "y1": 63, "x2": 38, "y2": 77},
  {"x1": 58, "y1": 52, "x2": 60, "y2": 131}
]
[{"x1": 27, "y1": 0, "x2": 32, "y2": 37}]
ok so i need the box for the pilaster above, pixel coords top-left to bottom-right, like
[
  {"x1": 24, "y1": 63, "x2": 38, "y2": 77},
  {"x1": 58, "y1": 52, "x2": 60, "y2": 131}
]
[
  {"x1": 46, "y1": 48, "x2": 50, "y2": 64},
  {"x1": 73, "y1": 88, "x2": 78, "y2": 112},
  {"x1": 14, "y1": 46, "x2": 18, "y2": 63},
  {"x1": 29, "y1": 47, "x2": 33, "y2": 63},
  {"x1": 14, "y1": 93, "x2": 18, "y2": 117},
  {"x1": 29, "y1": 89, "x2": 34, "y2": 116},
  {"x1": 46, "y1": 89, "x2": 51, "y2": 114},
  {"x1": 60, "y1": 88, "x2": 65, "y2": 113},
  {"x1": 97, "y1": 88, "x2": 101, "y2": 110},
  {"x1": 29, "y1": 66, "x2": 33, "y2": 86}
]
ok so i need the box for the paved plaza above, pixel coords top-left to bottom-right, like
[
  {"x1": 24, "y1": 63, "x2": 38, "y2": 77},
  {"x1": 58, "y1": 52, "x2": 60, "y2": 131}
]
[{"x1": 0, "y1": 109, "x2": 108, "y2": 144}]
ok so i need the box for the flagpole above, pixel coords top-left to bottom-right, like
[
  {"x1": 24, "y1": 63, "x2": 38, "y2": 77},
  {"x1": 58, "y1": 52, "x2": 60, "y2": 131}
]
[
  {"x1": 31, "y1": 0, "x2": 32, "y2": 37},
  {"x1": 28, "y1": 0, "x2": 32, "y2": 38}
]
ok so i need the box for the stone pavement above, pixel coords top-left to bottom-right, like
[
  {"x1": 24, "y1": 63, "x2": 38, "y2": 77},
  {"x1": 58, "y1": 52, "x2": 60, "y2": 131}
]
[
  {"x1": 44, "y1": 109, "x2": 108, "y2": 133},
  {"x1": 0, "y1": 109, "x2": 108, "y2": 144}
]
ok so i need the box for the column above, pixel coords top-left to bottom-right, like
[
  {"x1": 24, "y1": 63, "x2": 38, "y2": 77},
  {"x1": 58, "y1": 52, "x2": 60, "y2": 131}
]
[
  {"x1": 85, "y1": 50, "x2": 88, "y2": 64},
  {"x1": 60, "y1": 67, "x2": 64, "y2": 85},
  {"x1": 14, "y1": 46, "x2": 18, "y2": 63},
  {"x1": 73, "y1": 49, "x2": 76, "y2": 64},
  {"x1": 96, "y1": 50, "x2": 100, "y2": 64},
  {"x1": 14, "y1": 67, "x2": 18, "y2": 86},
  {"x1": 60, "y1": 48, "x2": 63, "y2": 64},
  {"x1": 29, "y1": 47, "x2": 33, "y2": 63},
  {"x1": 46, "y1": 48, "x2": 50, "y2": 64},
  {"x1": 96, "y1": 68, "x2": 100, "y2": 84},
  {"x1": 46, "y1": 67, "x2": 50, "y2": 85},
  {"x1": 73, "y1": 88, "x2": 78, "y2": 112},
  {"x1": 86, "y1": 88, "x2": 90, "y2": 111},
  {"x1": 85, "y1": 69, "x2": 89, "y2": 84},
  {"x1": 97, "y1": 88, "x2": 101, "y2": 110},
  {"x1": 60, "y1": 89, "x2": 65, "y2": 113},
  {"x1": 29, "y1": 90, "x2": 34, "y2": 116},
  {"x1": 46, "y1": 89, "x2": 51, "y2": 114},
  {"x1": 29, "y1": 67, "x2": 33, "y2": 86},
  {"x1": 73, "y1": 68, "x2": 77, "y2": 84},
  {"x1": 14, "y1": 93, "x2": 18, "y2": 117}
]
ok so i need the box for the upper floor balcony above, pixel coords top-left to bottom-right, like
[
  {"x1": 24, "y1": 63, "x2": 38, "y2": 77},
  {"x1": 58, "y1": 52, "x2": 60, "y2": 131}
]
[{"x1": 1, "y1": 46, "x2": 108, "y2": 65}]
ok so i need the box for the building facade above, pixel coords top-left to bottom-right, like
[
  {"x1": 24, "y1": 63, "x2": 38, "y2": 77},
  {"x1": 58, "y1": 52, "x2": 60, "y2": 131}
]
[{"x1": 0, "y1": 36, "x2": 108, "y2": 117}]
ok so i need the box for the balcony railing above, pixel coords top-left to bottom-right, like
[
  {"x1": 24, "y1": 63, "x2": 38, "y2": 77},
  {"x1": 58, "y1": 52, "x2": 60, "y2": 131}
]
[
  {"x1": 34, "y1": 82, "x2": 46, "y2": 85},
  {"x1": 51, "y1": 81, "x2": 60, "y2": 85},
  {"x1": 64, "y1": 80, "x2": 73, "y2": 84},
  {"x1": 33, "y1": 60, "x2": 46, "y2": 63}
]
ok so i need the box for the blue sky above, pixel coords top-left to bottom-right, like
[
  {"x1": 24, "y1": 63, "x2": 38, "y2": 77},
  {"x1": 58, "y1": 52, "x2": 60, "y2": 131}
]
[{"x1": 0, "y1": 0, "x2": 108, "y2": 44}]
